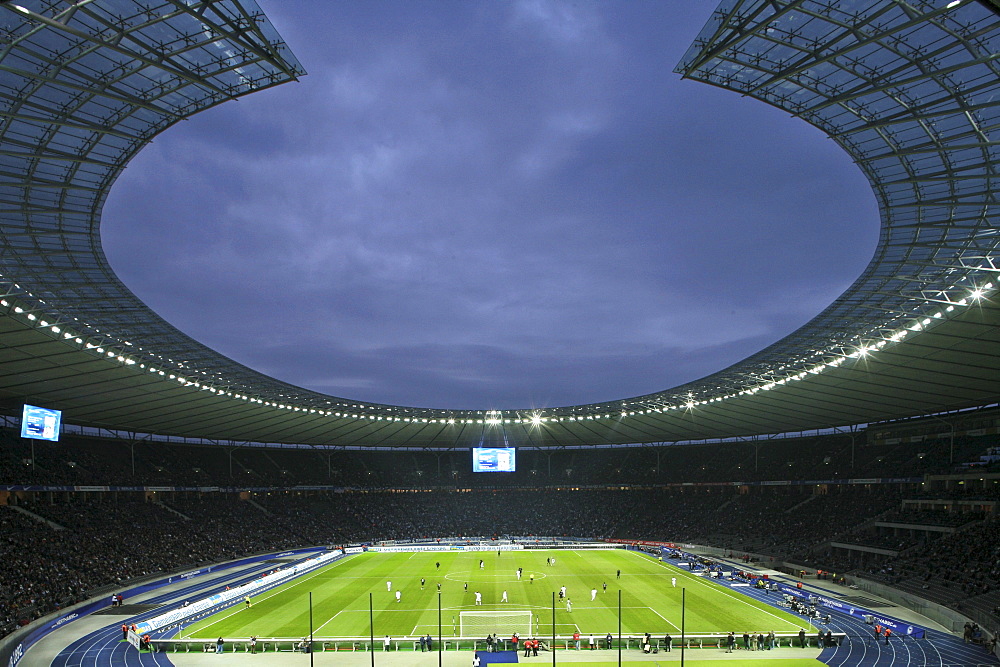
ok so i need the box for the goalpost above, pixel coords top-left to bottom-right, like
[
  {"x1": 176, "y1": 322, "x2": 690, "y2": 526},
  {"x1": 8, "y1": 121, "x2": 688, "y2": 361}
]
[{"x1": 459, "y1": 610, "x2": 534, "y2": 638}]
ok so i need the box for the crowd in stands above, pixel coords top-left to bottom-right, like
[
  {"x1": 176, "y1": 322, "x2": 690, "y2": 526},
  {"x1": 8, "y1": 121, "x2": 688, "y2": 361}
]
[
  {"x1": 0, "y1": 483, "x2": 927, "y2": 639},
  {"x1": 2, "y1": 423, "x2": 999, "y2": 641},
  {"x1": 864, "y1": 520, "x2": 1000, "y2": 593},
  {"x1": 832, "y1": 529, "x2": 918, "y2": 553},
  {"x1": 2, "y1": 427, "x2": 997, "y2": 490},
  {"x1": 878, "y1": 510, "x2": 983, "y2": 527}
]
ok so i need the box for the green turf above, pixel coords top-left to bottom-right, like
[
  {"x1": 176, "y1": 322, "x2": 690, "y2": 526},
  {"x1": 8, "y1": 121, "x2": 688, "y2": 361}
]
[{"x1": 182, "y1": 550, "x2": 814, "y2": 641}]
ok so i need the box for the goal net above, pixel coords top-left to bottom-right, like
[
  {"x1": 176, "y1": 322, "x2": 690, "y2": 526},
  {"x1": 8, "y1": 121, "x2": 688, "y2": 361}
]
[{"x1": 459, "y1": 610, "x2": 534, "y2": 637}]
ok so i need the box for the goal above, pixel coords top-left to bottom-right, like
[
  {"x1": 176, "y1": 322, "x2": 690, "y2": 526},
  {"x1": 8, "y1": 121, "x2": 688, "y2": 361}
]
[{"x1": 459, "y1": 610, "x2": 534, "y2": 637}]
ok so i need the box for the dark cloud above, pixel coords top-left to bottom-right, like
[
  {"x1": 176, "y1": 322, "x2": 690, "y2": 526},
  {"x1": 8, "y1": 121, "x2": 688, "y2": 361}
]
[{"x1": 100, "y1": 0, "x2": 879, "y2": 409}]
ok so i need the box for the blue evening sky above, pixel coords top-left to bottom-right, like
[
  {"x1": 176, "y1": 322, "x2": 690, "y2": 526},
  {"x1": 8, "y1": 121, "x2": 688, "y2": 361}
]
[{"x1": 101, "y1": 0, "x2": 878, "y2": 410}]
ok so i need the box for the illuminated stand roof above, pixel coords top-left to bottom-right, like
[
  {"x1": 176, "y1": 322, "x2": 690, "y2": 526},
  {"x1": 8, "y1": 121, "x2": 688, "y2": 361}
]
[{"x1": 0, "y1": 0, "x2": 998, "y2": 448}]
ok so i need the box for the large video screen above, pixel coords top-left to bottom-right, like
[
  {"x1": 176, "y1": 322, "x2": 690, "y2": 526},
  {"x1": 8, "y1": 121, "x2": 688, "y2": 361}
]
[
  {"x1": 21, "y1": 404, "x2": 62, "y2": 442},
  {"x1": 472, "y1": 447, "x2": 516, "y2": 473}
]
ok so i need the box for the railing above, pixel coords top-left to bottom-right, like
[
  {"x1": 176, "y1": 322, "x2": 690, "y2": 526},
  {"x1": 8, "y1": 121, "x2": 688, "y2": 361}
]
[{"x1": 150, "y1": 632, "x2": 849, "y2": 654}]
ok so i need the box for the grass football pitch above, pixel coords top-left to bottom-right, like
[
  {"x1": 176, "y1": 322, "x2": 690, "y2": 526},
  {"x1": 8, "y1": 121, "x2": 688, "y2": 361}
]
[{"x1": 182, "y1": 550, "x2": 813, "y2": 641}]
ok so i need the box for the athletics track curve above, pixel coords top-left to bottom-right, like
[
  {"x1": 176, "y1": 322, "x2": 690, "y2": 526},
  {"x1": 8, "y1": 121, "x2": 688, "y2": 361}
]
[{"x1": 48, "y1": 559, "x2": 278, "y2": 667}]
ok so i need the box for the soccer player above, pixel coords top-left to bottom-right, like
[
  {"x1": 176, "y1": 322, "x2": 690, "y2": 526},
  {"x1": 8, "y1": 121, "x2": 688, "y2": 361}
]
[
  {"x1": 616, "y1": 569, "x2": 621, "y2": 579},
  {"x1": 387, "y1": 580, "x2": 392, "y2": 592},
  {"x1": 479, "y1": 559, "x2": 484, "y2": 569},
  {"x1": 395, "y1": 590, "x2": 401, "y2": 603},
  {"x1": 529, "y1": 574, "x2": 534, "y2": 584},
  {"x1": 421, "y1": 577, "x2": 425, "y2": 589},
  {"x1": 475, "y1": 591, "x2": 482, "y2": 605},
  {"x1": 672, "y1": 577, "x2": 677, "y2": 587},
  {"x1": 501, "y1": 590, "x2": 508, "y2": 602},
  {"x1": 516, "y1": 569, "x2": 521, "y2": 580},
  {"x1": 436, "y1": 561, "x2": 440, "y2": 570},
  {"x1": 244, "y1": 596, "x2": 251, "y2": 609},
  {"x1": 591, "y1": 588, "x2": 597, "y2": 601},
  {"x1": 603, "y1": 582, "x2": 607, "y2": 593},
  {"x1": 566, "y1": 598, "x2": 572, "y2": 613}
]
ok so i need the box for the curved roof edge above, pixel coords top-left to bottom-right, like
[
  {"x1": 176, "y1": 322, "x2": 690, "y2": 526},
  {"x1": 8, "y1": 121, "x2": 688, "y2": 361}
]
[{"x1": 1, "y1": 0, "x2": 999, "y2": 446}]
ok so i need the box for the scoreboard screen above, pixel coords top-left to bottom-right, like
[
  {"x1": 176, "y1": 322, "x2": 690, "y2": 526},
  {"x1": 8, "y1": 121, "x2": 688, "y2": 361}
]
[
  {"x1": 472, "y1": 447, "x2": 516, "y2": 473},
  {"x1": 21, "y1": 404, "x2": 62, "y2": 442}
]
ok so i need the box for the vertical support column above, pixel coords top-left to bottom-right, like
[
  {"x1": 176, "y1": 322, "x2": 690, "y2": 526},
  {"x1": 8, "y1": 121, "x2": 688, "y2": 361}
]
[
  {"x1": 369, "y1": 593, "x2": 375, "y2": 667},
  {"x1": 552, "y1": 591, "x2": 557, "y2": 667},
  {"x1": 617, "y1": 589, "x2": 622, "y2": 666}
]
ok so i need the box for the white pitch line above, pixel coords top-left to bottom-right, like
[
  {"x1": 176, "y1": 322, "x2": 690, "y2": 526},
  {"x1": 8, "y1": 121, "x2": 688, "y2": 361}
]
[
  {"x1": 186, "y1": 556, "x2": 352, "y2": 635},
  {"x1": 650, "y1": 558, "x2": 804, "y2": 631},
  {"x1": 312, "y1": 610, "x2": 345, "y2": 635},
  {"x1": 647, "y1": 605, "x2": 681, "y2": 632}
]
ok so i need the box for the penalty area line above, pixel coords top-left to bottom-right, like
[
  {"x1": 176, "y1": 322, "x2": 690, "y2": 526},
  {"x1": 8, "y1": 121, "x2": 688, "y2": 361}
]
[
  {"x1": 647, "y1": 605, "x2": 681, "y2": 632},
  {"x1": 312, "y1": 610, "x2": 345, "y2": 635}
]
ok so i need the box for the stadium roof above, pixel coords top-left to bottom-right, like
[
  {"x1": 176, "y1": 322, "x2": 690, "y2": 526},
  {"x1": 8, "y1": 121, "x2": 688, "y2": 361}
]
[{"x1": 1, "y1": 0, "x2": 998, "y2": 449}]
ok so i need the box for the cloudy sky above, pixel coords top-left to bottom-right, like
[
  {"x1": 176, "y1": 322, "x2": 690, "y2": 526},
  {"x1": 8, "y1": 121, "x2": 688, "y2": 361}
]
[{"x1": 100, "y1": 0, "x2": 879, "y2": 411}]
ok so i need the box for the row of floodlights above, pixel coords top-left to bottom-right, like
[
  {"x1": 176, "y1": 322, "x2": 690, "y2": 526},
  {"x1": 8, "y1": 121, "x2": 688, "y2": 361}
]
[{"x1": 0, "y1": 280, "x2": 993, "y2": 427}]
